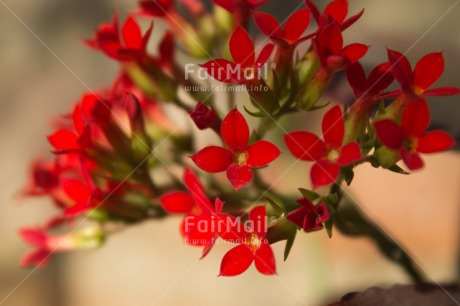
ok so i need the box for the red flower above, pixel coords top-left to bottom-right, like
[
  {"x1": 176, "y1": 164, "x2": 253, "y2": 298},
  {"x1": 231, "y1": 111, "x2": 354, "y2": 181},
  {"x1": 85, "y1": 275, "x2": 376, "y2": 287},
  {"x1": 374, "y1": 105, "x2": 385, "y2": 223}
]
[
  {"x1": 191, "y1": 108, "x2": 280, "y2": 191},
  {"x1": 85, "y1": 13, "x2": 153, "y2": 61},
  {"x1": 286, "y1": 198, "x2": 329, "y2": 232},
  {"x1": 345, "y1": 62, "x2": 394, "y2": 101},
  {"x1": 384, "y1": 49, "x2": 460, "y2": 98},
  {"x1": 159, "y1": 168, "x2": 223, "y2": 258},
  {"x1": 285, "y1": 105, "x2": 362, "y2": 188},
  {"x1": 213, "y1": 0, "x2": 269, "y2": 13},
  {"x1": 19, "y1": 228, "x2": 52, "y2": 268},
  {"x1": 374, "y1": 99, "x2": 454, "y2": 170},
  {"x1": 200, "y1": 26, "x2": 274, "y2": 84},
  {"x1": 312, "y1": 22, "x2": 368, "y2": 72},
  {"x1": 218, "y1": 206, "x2": 276, "y2": 276},
  {"x1": 305, "y1": 0, "x2": 364, "y2": 31},
  {"x1": 188, "y1": 102, "x2": 222, "y2": 132},
  {"x1": 253, "y1": 8, "x2": 312, "y2": 47},
  {"x1": 24, "y1": 159, "x2": 61, "y2": 196}
]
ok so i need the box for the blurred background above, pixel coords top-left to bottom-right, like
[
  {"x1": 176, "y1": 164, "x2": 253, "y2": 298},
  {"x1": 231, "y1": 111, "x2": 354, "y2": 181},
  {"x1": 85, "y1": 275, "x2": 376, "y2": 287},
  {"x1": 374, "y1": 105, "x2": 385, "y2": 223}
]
[{"x1": 0, "y1": 0, "x2": 460, "y2": 305}]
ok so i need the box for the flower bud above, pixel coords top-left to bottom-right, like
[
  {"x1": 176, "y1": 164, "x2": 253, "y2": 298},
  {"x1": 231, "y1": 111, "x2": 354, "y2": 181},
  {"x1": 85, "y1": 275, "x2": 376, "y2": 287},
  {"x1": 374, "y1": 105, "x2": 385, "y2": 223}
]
[{"x1": 188, "y1": 102, "x2": 221, "y2": 133}]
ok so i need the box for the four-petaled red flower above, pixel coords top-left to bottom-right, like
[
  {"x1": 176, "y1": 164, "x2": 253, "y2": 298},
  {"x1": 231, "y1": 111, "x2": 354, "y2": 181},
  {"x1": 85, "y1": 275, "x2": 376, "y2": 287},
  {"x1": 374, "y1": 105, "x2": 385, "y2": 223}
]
[
  {"x1": 85, "y1": 13, "x2": 153, "y2": 61},
  {"x1": 218, "y1": 206, "x2": 276, "y2": 276},
  {"x1": 287, "y1": 198, "x2": 329, "y2": 232},
  {"x1": 285, "y1": 105, "x2": 362, "y2": 188},
  {"x1": 374, "y1": 99, "x2": 455, "y2": 170},
  {"x1": 191, "y1": 108, "x2": 280, "y2": 191},
  {"x1": 159, "y1": 168, "x2": 223, "y2": 258},
  {"x1": 312, "y1": 22, "x2": 368, "y2": 72},
  {"x1": 384, "y1": 49, "x2": 460, "y2": 98},
  {"x1": 253, "y1": 8, "x2": 312, "y2": 48},
  {"x1": 200, "y1": 26, "x2": 274, "y2": 84},
  {"x1": 305, "y1": 0, "x2": 364, "y2": 31}
]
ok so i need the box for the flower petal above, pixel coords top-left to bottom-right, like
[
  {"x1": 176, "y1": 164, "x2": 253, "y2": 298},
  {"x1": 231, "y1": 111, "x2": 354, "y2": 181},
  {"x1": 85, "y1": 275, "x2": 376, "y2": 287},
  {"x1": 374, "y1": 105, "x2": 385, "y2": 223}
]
[
  {"x1": 61, "y1": 179, "x2": 91, "y2": 203},
  {"x1": 423, "y1": 86, "x2": 460, "y2": 96},
  {"x1": 324, "y1": 0, "x2": 348, "y2": 24},
  {"x1": 247, "y1": 140, "x2": 281, "y2": 168},
  {"x1": 47, "y1": 130, "x2": 79, "y2": 151},
  {"x1": 387, "y1": 49, "x2": 413, "y2": 90},
  {"x1": 122, "y1": 16, "x2": 142, "y2": 49},
  {"x1": 317, "y1": 23, "x2": 343, "y2": 57},
  {"x1": 345, "y1": 62, "x2": 368, "y2": 97},
  {"x1": 413, "y1": 52, "x2": 444, "y2": 91},
  {"x1": 401, "y1": 150, "x2": 424, "y2": 170},
  {"x1": 417, "y1": 131, "x2": 454, "y2": 153},
  {"x1": 226, "y1": 164, "x2": 253, "y2": 191},
  {"x1": 374, "y1": 120, "x2": 404, "y2": 149},
  {"x1": 255, "y1": 43, "x2": 275, "y2": 67},
  {"x1": 310, "y1": 161, "x2": 339, "y2": 189},
  {"x1": 253, "y1": 12, "x2": 283, "y2": 40},
  {"x1": 322, "y1": 105, "x2": 344, "y2": 148},
  {"x1": 191, "y1": 146, "x2": 233, "y2": 173},
  {"x1": 340, "y1": 43, "x2": 369, "y2": 64},
  {"x1": 249, "y1": 206, "x2": 267, "y2": 240},
  {"x1": 284, "y1": 131, "x2": 326, "y2": 161},
  {"x1": 221, "y1": 108, "x2": 250, "y2": 150},
  {"x1": 337, "y1": 142, "x2": 362, "y2": 166},
  {"x1": 284, "y1": 8, "x2": 310, "y2": 43},
  {"x1": 401, "y1": 99, "x2": 429, "y2": 137},
  {"x1": 219, "y1": 244, "x2": 254, "y2": 277},
  {"x1": 367, "y1": 62, "x2": 394, "y2": 95},
  {"x1": 159, "y1": 191, "x2": 194, "y2": 214},
  {"x1": 217, "y1": 214, "x2": 246, "y2": 241},
  {"x1": 230, "y1": 27, "x2": 255, "y2": 68},
  {"x1": 254, "y1": 242, "x2": 276, "y2": 275}
]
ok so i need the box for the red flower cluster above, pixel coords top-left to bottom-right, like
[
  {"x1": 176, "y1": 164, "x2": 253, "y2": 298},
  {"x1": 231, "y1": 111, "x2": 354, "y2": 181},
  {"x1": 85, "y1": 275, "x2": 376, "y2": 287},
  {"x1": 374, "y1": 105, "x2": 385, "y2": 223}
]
[{"x1": 20, "y1": 0, "x2": 459, "y2": 279}]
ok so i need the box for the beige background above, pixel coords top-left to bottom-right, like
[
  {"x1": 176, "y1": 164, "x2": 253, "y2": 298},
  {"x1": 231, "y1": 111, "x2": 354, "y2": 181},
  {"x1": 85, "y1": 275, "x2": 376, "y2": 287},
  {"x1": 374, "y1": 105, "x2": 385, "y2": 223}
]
[{"x1": 1, "y1": 0, "x2": 460, "y2": 305}]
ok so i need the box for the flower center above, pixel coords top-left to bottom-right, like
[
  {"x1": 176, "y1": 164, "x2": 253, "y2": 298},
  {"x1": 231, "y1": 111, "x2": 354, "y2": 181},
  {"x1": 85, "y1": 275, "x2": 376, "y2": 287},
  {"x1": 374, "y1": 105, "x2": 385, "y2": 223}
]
[
  {"x1": 402, "y1": 137, "x2": 418, "y2": 152},
  {"x1": 234, "y1": 151, "x2": 248, "y2": 165},
  {"x1": 327, "y1": 149, "x2": 340, "y2": 163},
  {"x1": 247, "y1": 233, "x2": 261, "y2": 250}
]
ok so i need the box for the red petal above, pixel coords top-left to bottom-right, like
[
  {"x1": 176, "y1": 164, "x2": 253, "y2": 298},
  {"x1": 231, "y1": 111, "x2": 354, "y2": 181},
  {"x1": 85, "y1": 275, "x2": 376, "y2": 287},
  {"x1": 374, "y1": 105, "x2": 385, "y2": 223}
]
[
  {"x1": 230, "y1": 27, "x2": 255, "y2": 68},
  {"x1": 61, "y1": 179, "x2": 91, "y2": 203},
  {"x1": 387, "y1": 49, "x2": 413, "y2": 90},
  {"x1": 317, "y1": 23, "x2": 343, "y2": 56},
  {"x1": 341, "y1": 43, "x2": 369, "y2": 64},
  {"x1": 401, "y1": 99, "x2": 429, "y2": 137},
  {"x1": 417, "y1": 131, "x2": 454, "y2": 153},
  {"x1": 139, "y1": 0, "x2": 172, "y2": 16},
  {"x1": 401, "y1": 150, "x2": 424, "y2": 170},
  {"x1": 122, "y1": 16, "x2": 142, "y2": 49},
  {"x1": 142, "y1": 22, "x2": 154, "y2": 51},
  {"x1": 324, "y1": 0, "x2": 348, "y2": 24},
  {"x1": 413, "y1": 52, "x2": 444, "y2": 91},
  {"x1": 200, "y1": 59, "x2": 238, "y2": 83},
  {"x1": 159, "y1": 31, "x2": 174, "y2": 63},
  {"x1": 20, "y1": 249, "x2": 50, "y2": 268},
  {"x1": 367, "y1": 62, "x2": 394, "y2": 95},
  {"x1": 322, "y1": 105, "x2": 344, "y2": 148},
  {"x1": 304, "y1": 0, "x2": 321, "y2": 23},
  {"x1": 255, "y1": 44, "x2": 274, "y2": 67},
  {"x1": 19, "y1": 228, "x2": 47, "y2": 247},
  {"x1": 159, "y1": 191, "x2": 194, "y2": 213},
  {"x1": 340, "y1": 9, "x2": 364, "y2": 31},
  {"x1": 253, "y1": 12, "x2": 283, "y2": 39},
  {"x1": 423, "y1": 86, "x2": 460, "y2": 96},
  {"x1": 345, "y1": 62, "x2": 368, "y2": 97},
  {"x1": 337, "y1": 142, "x2": 362, "y2": 166},
  {"x1": 284, "y1": 8, "x2": 311, "y2": 43},
  {"x1": 247, "y1": 140, "x2": 280, "y2": 168},
  {"x1": 249, "y1": 206, "x2": 267, "y2": 240},
  {"x1": 374, "y1": 120, "x2": 404, "y2": 149},
  {"x1": 254, "y1": 242, "x2": 276, "y2": 275},
  {"x1": 191, "y1": 146, "x2": 233, "y2": 173},
  {"x1": 221, "y1": 108, "x2": 250, "y2": 150},
  {"x1": 284, "y1": 131, "x2": 325, "y2": 161},
  {"x1": 47, "y1": 130, "x2": 79, "y2": 151},
  {"x1": 219, "y1": 244, "x2": 254, "y2": 276},
  {"x1": 311, "y1": 161, "x2": 340, "y2": 189},
  {"x1": 226, "y1": 164, "x2": 253, "y2": 191},
  {"x1": 183, "y1": 213, "x2": 216, "y2": 246},
  {"x1": 183, "y1": 168, "x2": 213, "y2": 212},
  {"x1": 217, "y1": 214, "x2": 246, "y2": 241}
]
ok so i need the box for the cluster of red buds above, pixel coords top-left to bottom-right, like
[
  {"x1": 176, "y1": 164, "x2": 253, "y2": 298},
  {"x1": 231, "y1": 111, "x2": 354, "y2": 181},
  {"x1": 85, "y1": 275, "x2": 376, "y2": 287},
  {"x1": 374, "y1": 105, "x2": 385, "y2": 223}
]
[{"x1": 21, "y1": 0, "x2": 459, "y2": 277}]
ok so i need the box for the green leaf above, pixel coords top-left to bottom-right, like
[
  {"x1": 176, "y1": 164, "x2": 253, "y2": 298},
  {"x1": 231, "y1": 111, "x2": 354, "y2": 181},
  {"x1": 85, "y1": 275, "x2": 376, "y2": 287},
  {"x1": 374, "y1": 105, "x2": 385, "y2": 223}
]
[
  {"x1": 284, "y1": 231, "x2": 297, "y2": 261},
  {"x1": 298, "y1": 188, "x2": 320, "y2": 201},
  {"x1": 244, "y1": 105, "x2": 266, "y2": 117},
  {"x1": 264, "y1": 193, "x2": 285, "y2": 214},
  {"x1": 388, "y1": 164, "x2": 410, "y2": 175},
  {"x1": 308, "y1": 101, "x2": 331, "y2": 111},
  {"x1": 324, "y1": 193, "x2": 338, "y2": 206},
  {"x1": 342, "y1": 167, "x2": 355, "y2": 186},
  {"x1": 324, "y1": 216, "x2": 334, "y2": 238}
]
